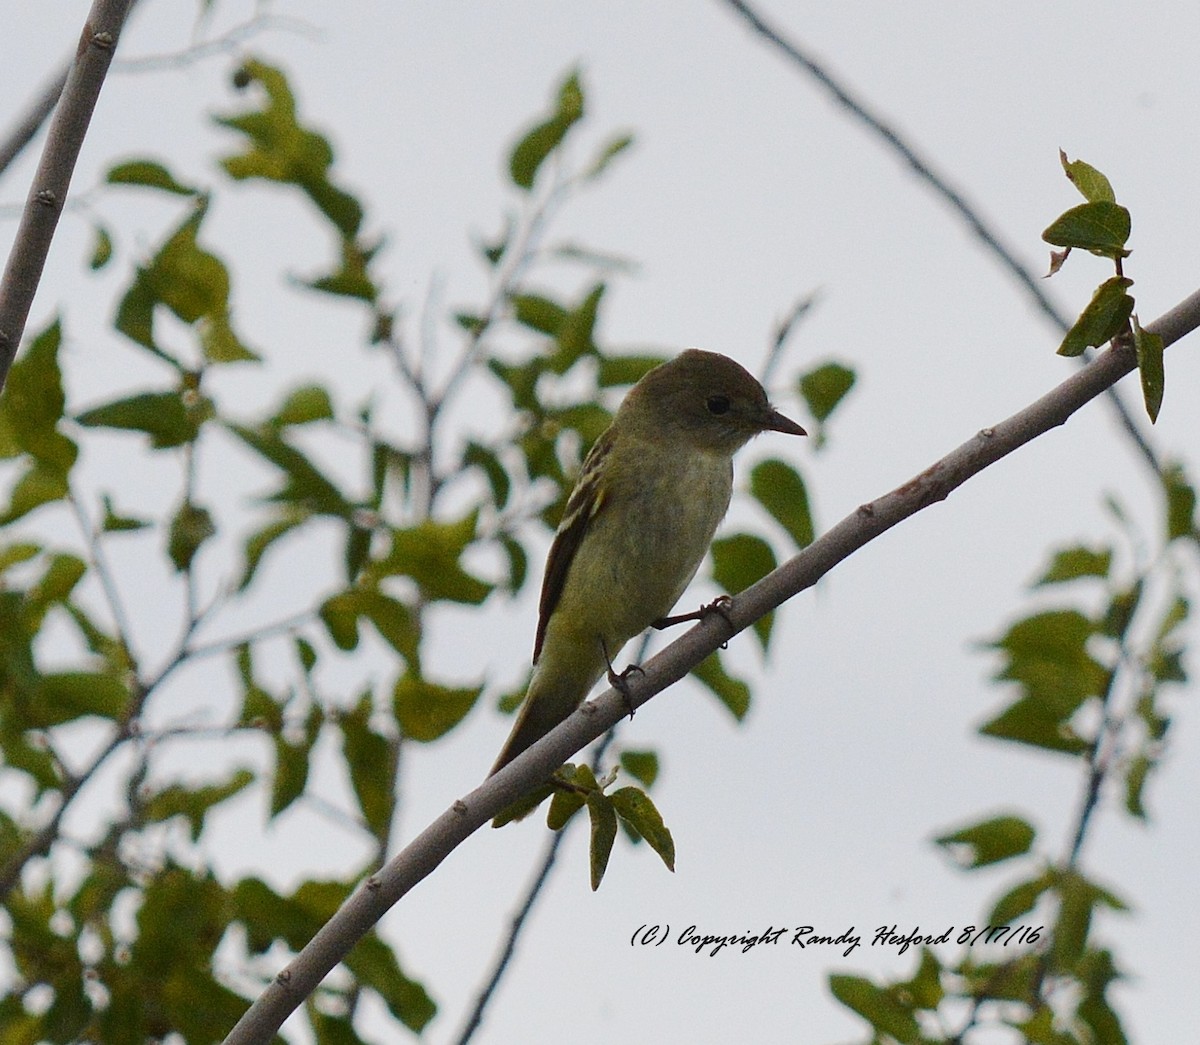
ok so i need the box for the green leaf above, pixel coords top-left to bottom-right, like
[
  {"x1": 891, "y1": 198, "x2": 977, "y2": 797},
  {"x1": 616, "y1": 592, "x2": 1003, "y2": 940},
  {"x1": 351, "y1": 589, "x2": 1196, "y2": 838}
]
[
  {"x1": 552, "y1": 283, "x2": 605, "y2": 370},
  {"x1": 370, "y1": 515, "x2": 493, "y2": 605},
  {"x1": 114, "y1": 201, "x2": 258, "y2": 363},
  {"x1": 1058, "y1": 151, "x2": 1116, "y2": 203},
  {"x1": 238, "y1": 511, "x2": 306, "y2": 590},
  {"x1": 903, "y1": 949, "x2": 945, "y2": 1010},
  {"x1": 547, "y1": 785, "x2": 588, "y2": 831},
  {"x1": 690, "y1": 650, "x2": 751, "y2": 721},
  {"x1": 319, "y1": 588, "x2": 418, "y2": 659},
  {"x1": 217, "y1": 60, "x2": 364, "y2": 240},
  {"x1": 33, "y1": 672, "x2": 129, "y2": 726},
  {"x1": 586, "y1": 792, "x2": 618, "y2": 891},
  {"x1": 509, "y1": 70, "x2": 585, "y2": 190},
  {"x1": 227, "y1": 423, "x2": 353, "y2": 517},
  {"x1": 491, "y1": 782, "x2": 556, "y2": 827},
  {"x1": 305, "y1": 237, "x2": 379, "y2": 303},
  {"x1": 1035, "y1": 545, "x2": 1112, "y2": 585},
  {"x1": 798, "y1": 361, "x2": 856, "y2": 426},
  {"x1": 30, "y1": 552, "x2": 87, "y2": 611},
  {"x1": 393, "y1": 674, "x2": 482, "y2": 742},
  {"x1": 168, "y1": 501, "x2": 215, "y2": 572},
  {"x1": 1124, "y1": 752, "x2": 1152, "y2": 820},
  {"x1": 77, "y1": 390, "x2": 208, "y2": 448},
  {"x1": 935, "y1": 815, "x2": 1036, "y2": 868},
  {"x1": 1057, "y1": 277, "x2": 1134, "y2": 357},
  {"x1": 829, "y1": 974, "x2": 921, "y2": 1043},
  {"x1": 584, "y1": 133, "x2": 634, "y2": 179},
  {"x1": 750, "y1": 459, "x2": 814, "y2": 548},
  {"x1": 343, "y1": 933, "x2": 436, "y2": 1033},
  {"x1": 1051, "y1": 871, "x2": 1094, "y2": 969},
  {"x1": 340, "y1": 692, "x2": 395, "y2": 836},
  {"x1": 989, "y1": 870, "x2": 1056, "y2": 925},
  {"x1": 101, "y1": 493, "x2": 149, "y2": 532},
  {"x1": 511, "y1": 293, "x2": 567, "y2": 335},
  {"x1": 1162, "y1": 462, "x2": 1197, "y2": 541},
  {"x1": 611, "y1": 786, "x2": 675, "y2": 871},
  {"x1": 89, "y1": 224, "x2": 113, "y2": 270},
  {"x1": 0, "y1": 542, "x2": 40, "y2": 575},
  {"x1": 107, "y1": 159, "x2": 198, "y2": 195},
  {"x1": 270, "y1": 385, "x2": 334, "y2": 427},
  {"x1": 499, "y1": 535, "x2": 528, "y2": 593},
  {"x1": 1042, "y1": 201, "x2": 1131, "y2": 257},
  {"x1": 711, "y1": 533, "x2": 777, "y2": 649},
  {"x1": 988, "y1": 609, "x2": 1107, "y2": 710},
  {"x1": 0, "y1": 318, "x2": 77, "y2": 472},
  {"x1": 143, "y1": 769, "x2": 255, "y2": 841},
  {"x1": 981, "y1": 694, "x2": 1088, "y2": 755},
  {"x1": 0, "y1": 464, "x2": 69, "y2": 524},
  {"x1": 270, "y1": 705, "x2": 322, "y2": 817},
  {"x1": 464, "y1": 441, "x2": 511, "y2": 509},
  {"x1": 618, "y1": 749, "x2": 659, "y2": 788},
  {"x1": 1132, "y1": 314, "x2": 1164, "y2": 422},
  {"x1": 200, "y1": 309, "x2": 259, "y2": 363}
]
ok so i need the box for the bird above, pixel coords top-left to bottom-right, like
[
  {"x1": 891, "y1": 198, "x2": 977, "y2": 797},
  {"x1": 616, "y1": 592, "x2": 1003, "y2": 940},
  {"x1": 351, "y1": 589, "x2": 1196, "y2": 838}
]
[{"x1": 488, "y1": 348, "x2": 806, "y2": 778}]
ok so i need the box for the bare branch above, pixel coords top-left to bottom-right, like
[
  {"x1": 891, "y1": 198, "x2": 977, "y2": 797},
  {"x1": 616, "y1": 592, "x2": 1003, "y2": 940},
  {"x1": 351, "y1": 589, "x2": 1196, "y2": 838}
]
[
  {"x1": 220, "y1": 288, "x2": 1200, "y2": 1045},
  {"x1": 715, "y1": 0, "x2": 1166, "y2": 477},
  {"x1": 0, "y1": 0, "x2": 137, "y2": 390},
  {"x1": 0, "y1": 70, "x2": 69, "y2": 182}
]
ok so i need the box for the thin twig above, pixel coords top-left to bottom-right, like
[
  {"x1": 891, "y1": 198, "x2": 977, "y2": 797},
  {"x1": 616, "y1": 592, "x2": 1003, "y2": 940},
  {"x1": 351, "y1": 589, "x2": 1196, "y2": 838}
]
[
  {"x1": 113, "y1": 14, "x2": 321, "y2": 72},
  {"x1": 68, "y1": 486, "x2": 138, "y2": 660},
  {"x1": 0, "y1": 0, "x2": 137, "y2": 389},
  {"x1": 715, "y1": 0, "x2": 1165, "y2": 477},
  {"x1": 455, "y1": 682, "x2": 627, "y2": 1045}
]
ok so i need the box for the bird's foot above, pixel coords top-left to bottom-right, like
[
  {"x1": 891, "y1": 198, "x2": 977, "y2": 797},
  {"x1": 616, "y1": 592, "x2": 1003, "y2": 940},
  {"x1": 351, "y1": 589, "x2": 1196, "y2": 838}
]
[
  {"x1": 652, "y1": 594, "x2": 735, "y2": 631},
  {"x1": 601, "y1": 637, "x2": 643, "y2": 720}
]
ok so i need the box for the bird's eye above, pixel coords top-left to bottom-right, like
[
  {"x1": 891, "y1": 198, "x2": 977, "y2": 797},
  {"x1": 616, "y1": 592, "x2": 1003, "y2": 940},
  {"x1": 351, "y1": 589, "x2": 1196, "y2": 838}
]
[{"x1": 706, "y1": 395, "x2": 731, "y2": 416}]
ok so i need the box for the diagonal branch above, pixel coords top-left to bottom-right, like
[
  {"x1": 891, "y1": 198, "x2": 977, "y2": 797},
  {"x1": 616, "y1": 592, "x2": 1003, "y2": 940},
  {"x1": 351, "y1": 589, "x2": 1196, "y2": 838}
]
[
  {"x1": 715, "y1": 0, "x2": 1165, "y2": 477},
  {"x1": 0, "y1": 0, "x2": 137, "y2": 390},
  {"x1": 220, "y1": 287, "x2": 1200, "y2": 1045}
]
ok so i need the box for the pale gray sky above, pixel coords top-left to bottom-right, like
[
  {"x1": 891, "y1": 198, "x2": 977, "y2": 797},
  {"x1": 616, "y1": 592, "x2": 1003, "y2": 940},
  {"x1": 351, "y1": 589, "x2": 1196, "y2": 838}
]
[{"x1": 4, "y1": 2, "x2": 1199, "y2": 1042}]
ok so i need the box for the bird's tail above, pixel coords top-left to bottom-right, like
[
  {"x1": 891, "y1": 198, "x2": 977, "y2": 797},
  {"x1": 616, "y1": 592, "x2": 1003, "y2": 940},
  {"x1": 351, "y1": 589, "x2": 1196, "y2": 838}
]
[{"x1": 487, "y1": 652, "x2": 602, "y2": 777}]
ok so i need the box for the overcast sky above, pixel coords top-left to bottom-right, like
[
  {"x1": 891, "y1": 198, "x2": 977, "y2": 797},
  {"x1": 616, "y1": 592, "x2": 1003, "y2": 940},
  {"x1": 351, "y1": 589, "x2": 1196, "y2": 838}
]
[{"x1": 4, "y1": 2, "x2": 1200, "y2": 1042}]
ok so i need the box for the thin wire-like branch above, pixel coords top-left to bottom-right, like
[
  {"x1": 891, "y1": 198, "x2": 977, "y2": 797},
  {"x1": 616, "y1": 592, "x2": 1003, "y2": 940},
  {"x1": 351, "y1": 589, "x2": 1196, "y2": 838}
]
[
  {"x1": 716, "y1": 0, "x2": 1165, "y2": 478},
  {"x1": 0, "y1": 0, "x2": 137, "y2": 390},
  {"x1": 182, "y1": 610, "x2": 317, "y2": 662},
  {"x1": 220, "y1": 288, "x2": 1200, "y2": 1045},
  {"x1": 113, "y1": 14, "x2": 320, "y2": 72},
  {"x1": 68, "y1": 486, "x2": 137, "y2": 659},
  {"x1": 0, "y1": 71, "x2": 69, "y2": 183},
  {"x1": 455, "y1": 693, "x2": 625, "y2": 1045},
  {"x1": 454, "y1": 828, "x2": 565, "y2": 1045}
]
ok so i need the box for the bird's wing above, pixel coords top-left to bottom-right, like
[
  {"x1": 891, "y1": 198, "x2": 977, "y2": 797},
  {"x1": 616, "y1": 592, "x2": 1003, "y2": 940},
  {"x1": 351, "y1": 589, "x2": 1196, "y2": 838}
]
[{"x1": 533, "y1": 428, "x2": 615, "y2": 663}]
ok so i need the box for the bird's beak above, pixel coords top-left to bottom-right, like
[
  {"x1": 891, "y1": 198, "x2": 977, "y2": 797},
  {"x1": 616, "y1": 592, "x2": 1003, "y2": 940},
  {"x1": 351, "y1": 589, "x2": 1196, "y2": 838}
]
[{"x1": 762, "y1": 409, "x2": 807, "y2": 437}]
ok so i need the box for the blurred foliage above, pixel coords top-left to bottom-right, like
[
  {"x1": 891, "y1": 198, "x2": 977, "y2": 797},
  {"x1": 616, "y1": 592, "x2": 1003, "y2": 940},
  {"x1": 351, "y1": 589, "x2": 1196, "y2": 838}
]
[
  {"x1": 1, "y1": 35, "x2": 1193, "y2": 1045},
  {"x1": 832, "y1": 477, "x2": 1197, "y2": 1042},
  {"x1": 0, "y1": 58, "x2": 837, "y2": 1042}
]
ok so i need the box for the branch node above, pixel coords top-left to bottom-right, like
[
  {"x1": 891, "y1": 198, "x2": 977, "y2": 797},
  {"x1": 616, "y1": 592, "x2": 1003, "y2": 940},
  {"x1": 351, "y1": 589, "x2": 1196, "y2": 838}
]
[
  {"x1": 365, "y1": 874, "x2": 382, "y2": 892},
  {"x1": 275, "y1": 968, "x2": 292, "y2": 987},
  {"x1": 856, "y1": 503, "x2": 876, "y2": 518},
  {"x1": 452, "y1": 799, "x2": 468, "y2": 816},
  {"x1": 34, "y1": 189, "x2": 57, "y2": 208},
  {"x1": 92, "y1": 30, "x2": 117, "y2": 51},
  {"x1": 580, "y1": 699, "x2": 599, "y2": 716},
  {"x1": 978, "y1": 426, "x2": 996, "y2": 438}
]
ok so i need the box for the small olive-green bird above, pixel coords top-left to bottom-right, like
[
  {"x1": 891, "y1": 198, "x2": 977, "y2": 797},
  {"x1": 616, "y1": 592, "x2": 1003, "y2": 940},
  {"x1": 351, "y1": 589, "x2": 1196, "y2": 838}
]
[{"x1": 488, "y1": 349, "x2": 806, "y2": 777}]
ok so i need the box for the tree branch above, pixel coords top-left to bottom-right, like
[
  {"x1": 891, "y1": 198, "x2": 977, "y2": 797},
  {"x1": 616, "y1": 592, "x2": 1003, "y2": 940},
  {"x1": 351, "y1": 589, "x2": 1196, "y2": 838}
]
[
  {"x1": 715, "y1": 0, "x2": 1166, "y2": 478},
  {"x1": 220, "y1": 288, "x2": 1200, "y2": 1044},
  {"x1": 0, "y1": 0, "x2": 136, "y2": 390}
]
